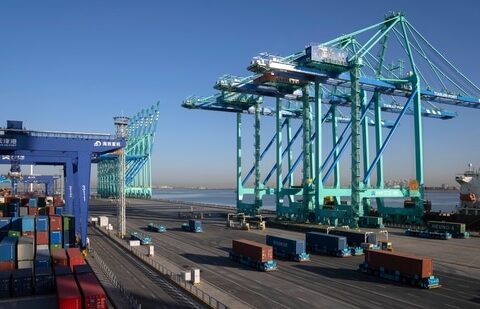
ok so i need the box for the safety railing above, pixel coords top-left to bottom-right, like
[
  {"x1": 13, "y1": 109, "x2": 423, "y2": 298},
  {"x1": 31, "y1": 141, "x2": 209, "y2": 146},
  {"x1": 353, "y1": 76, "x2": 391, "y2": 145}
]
[
  {"x1": 93, "y1": 245, "x2": 142, "y2": 309},
  {"x1": 95, "y1": 225, "x2": 229, "y2": 309}
]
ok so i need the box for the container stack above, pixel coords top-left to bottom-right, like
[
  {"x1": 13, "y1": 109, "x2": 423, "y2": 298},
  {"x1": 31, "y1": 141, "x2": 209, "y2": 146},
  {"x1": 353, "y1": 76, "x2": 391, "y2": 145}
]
[
  {"x1": 12, "y1": 268, "x2": 33, "y2": 297},
  {"x1": 9, "y1": 217, "x2": 21, "y2": 238},
  {"x1": 0, "y1": 270, "x2": 12, "y2": 298},
  {"x1": 50, "y1": 215, "x2": 63, "y2": 250},
  {"x1": 35, "y1": 248, "x2": 51, "y2": 269},
  {"x1": 66, "y1": 248, "x2": 86, "y2": 271},
  {"x1": 34, "y1": 267, "x2": 54, "y2": 295},
  {"x1": 35, "y1": 216, "x2": 49, "y2": 250},
  {"x1": 0, "y1": 218, "x2": 11, "y2": 240},
  {"x1": 21, "y1": 216, "x2": 35, "y2": 238},
  {"x1": 52, "y1": 248, "x2": 68, "y2": 267}
]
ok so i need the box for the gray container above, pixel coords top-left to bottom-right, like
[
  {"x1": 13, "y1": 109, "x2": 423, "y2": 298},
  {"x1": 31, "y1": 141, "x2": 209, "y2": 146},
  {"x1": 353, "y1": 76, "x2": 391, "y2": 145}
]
[
  {"x1": 18, "y1": 260, "x2": 34, "y2": 269},
  {"x1": 19, "y1": 207, "x2": 28, "y2": 216},
  {"x1": 17, "y1": 237, "x2": 34, "y2": 261},
  {"x1": 306, "y1": 232, "x2": 347, "y2": 251},
  {"x1": 266, "y1": 235, "x2": 305, "y2": 255},
  {"x1": 330, "y1": 230, "x2": 377, "y2": 246}
]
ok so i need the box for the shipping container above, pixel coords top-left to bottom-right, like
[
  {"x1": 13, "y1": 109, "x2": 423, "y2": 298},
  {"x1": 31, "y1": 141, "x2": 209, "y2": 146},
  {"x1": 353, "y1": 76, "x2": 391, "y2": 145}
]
[
  {"x1": 0, "y1": 236, "x2": 17, "y2": 261},
  {"x1": 17, "y1": 236, "x2": 34, "y2": 261},
  {"x1": 76, "y1": 272, "x2": 107, "y2": 309},
  {"x1": 266, "y1": 235, "x2": 310, "y2": 262},
  {"x1": 358, "y1": 216, "x2": 384, "y2": 228},
  {"x1": 63, "y1": 230, "x2": 75, "y2": 248},
  {"x1": 54, "y1": 265, "x2": 73, "y2": 277},
  {"x1": 45, "y1": 206, "x2": 55, "y2": 216},
  {"x1": 37, "y1": 197, "x2": 46, "y2": 207},
  {"x1": 56, "y1": 275, "x2": 81, "y2": 309},
  {"x1": 98, "y1": 216, "x2": 108, "y2": 227},
  {"x1": 0, "y1": 261, "x2": 15, "y2": 271},
  {"x1": 427, "y1": 221, "x2": 468, "y2": 238},
  {"x1": 50, "y1": 230, "x2": 62, "y2": 244},
  {"x1": 73, "y1": 264, "x2": 93, "y2": 275},
  {"x1": 18, "y1": 260, "x2": 34, "y2": 269},
  {"x1": 36, "y1": 231, "x2": 49, "y2": 245},
  {"x1": 0, "y1": 218, "x2": 9, "y2": 233},
  {"x1": 22, "y1": 231, "x2": 34, "y2": 238},
  {"x1": 306, "y1": 232, "x2": 351, "y2": 257},
  {"x1": 147, "y1": 222, "x2": 166, "y2": 233},
  {"x1": 52, "y1": 249, "x2": 68, "y2": 266},
  {"x1": 63, "y1": 215, "x2": 75, "y2": 231},
  {"x1": 36, "y1": 216, "x2": 49, "y2": 231},
  {"x1": 21, "y1": 216, "x2": 35, "y2": 232},
  {"x1": 35, "y1": 249, "x2": 51, "y2": 269},
  {"x1": 19, "y1": 207, "x2": 28, "y2": 216},
  {"x1": 55, "y1": 207, "x2": 63, "y2": 215},
  {"x1": 28, "y1": 208, "x2": 38, "y2": 216},
  {"x1": 0, "y1": 270, "x2": 11, "y2": 298},
  {"x1": 7, "y1": 230, "x2": 20, "y2": 238},
  {"x1": 66, "y1": 248, "x2": 86, "y2": 271},
  {"x1": 12, "y1": 268, "x2": 33, "y2": 297},
  {"x1": 10, "y1": 217, "x2": 21, "y2": 232},
  {"x1": 49, "y1": 215, "x2": 62, "y2": 231},
  {"x1": 329, "y1": 229, "x2": 377, "y2": 246},
  {"x1": 28, "y1": 198, "x2": 37, "y2": 207},
  {"x1": 35, "y1": 267, "x2": 54, "y2": 295},
  {"x1": 230, "y1": 239, "x2": 277, "y2": 271},
  {"x1": 359, "y1": 249, "x2": 440, "y2": 288}
]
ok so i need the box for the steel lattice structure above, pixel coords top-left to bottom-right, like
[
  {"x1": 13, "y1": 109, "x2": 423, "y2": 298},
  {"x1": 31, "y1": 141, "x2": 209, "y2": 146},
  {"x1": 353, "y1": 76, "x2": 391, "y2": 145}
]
[
  {"x1": 97, "y1": 102, "x2": 160, "y2": 199},
  {"x1": 183, "y1": 13, "x2": 480, "y2": 226}
]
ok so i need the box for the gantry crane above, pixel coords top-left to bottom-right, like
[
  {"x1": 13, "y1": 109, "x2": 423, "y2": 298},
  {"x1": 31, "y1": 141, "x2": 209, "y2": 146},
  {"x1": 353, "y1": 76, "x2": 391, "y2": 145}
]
[{"x1": 183, "y1": 12, "x2": 480, "y2": 226}]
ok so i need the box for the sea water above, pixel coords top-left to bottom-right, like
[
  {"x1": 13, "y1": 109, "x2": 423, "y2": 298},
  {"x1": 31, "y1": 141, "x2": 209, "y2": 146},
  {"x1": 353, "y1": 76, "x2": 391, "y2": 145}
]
[{"x1": 152, "y1": 188, "x2": 459, "y2": 213}]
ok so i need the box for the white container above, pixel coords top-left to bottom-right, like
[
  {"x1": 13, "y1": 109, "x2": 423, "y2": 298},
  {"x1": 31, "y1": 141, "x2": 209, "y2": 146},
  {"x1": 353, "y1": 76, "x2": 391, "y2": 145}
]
[
  {"x1": 45, "y1": 196, "x2": 54, "y2": 205},
  {"x1": 99, "y1": 216, "x2": 109, "y2": 227},
  {"x1": 191, "y1": 268, "x2": 200, "y2": 284},
  {"x1": 0, "y1": 197, "x2": 5, "y2": 204},
  {"x1": 181, "y1": 271, "x2": 191, "y2": 282},
  {"x1": 148, "y1": 245, "x2": 154, "y2": 257},
  {"x1": 36, "y1": 244, "x2": 49, "y2": 251},
  {"x1": 107, "y1": 223, "x2": 113, "y2": 231},
  {"x1": 18, "y1": 260, "x2": 34, "y2": 269},
  {"x1": 89, "y1": 217, "x2": 98, "y2": 223},
  {"x1": 129, "y1": 240, "x2": 140, "y2": 247}
]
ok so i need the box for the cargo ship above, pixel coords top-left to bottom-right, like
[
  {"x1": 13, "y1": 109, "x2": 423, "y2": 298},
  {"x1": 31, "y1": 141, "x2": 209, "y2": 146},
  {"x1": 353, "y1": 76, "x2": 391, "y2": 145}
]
[{"x1": 423, "y1": 164, "x2": 480, "y2": 231}]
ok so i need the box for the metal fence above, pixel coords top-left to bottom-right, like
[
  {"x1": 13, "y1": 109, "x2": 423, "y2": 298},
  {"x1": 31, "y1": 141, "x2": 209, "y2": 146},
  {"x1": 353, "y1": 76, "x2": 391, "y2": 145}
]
[
  {"x1": 95, "y1": 225, "x2": 229, "y2": 309},
  {"x1": 93, "y1": 246, "x2": 142, "y2": 309}
]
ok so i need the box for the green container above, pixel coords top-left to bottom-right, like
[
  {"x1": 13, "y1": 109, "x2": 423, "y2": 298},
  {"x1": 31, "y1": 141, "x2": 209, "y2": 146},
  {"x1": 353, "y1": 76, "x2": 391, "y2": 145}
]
[
  {"x1": 62, "y1": 215, "x2": 75, "y2": 231},
  {"x1": 427, "y1": 221, "x2": 465, "y2": 234},
  {"x1": 8, "y1": 230, "x2": 20, "y2": 238},
  {"x1": 50, "y1": 244, "x2": 62, "y2": 251},
  {"x1": 358, "y1": 216, "x2": 384, "y2": 228}
]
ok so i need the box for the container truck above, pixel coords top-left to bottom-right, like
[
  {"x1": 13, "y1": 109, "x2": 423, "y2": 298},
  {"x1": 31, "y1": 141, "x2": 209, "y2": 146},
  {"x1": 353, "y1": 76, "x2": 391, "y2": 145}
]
[
  {"x1": 266, "y1": 235, "x2": 310, "y2": 262},
  {"x1": 305, "y1": 232, "x2": 351, "y2": 257},
  {"x1": 230, "y1": 239, "x2": 278, "y2": 271}
]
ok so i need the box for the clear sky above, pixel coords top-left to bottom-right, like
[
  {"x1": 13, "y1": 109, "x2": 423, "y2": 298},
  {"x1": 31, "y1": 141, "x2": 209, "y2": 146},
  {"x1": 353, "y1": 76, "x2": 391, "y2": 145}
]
[{"x1": 0, "y1": 1, "x2": 479, "y2": 188}]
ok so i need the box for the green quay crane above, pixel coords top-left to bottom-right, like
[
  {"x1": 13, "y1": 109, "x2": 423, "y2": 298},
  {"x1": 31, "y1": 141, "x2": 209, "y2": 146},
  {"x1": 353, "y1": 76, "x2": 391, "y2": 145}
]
[{"x1": 183, "y1": 12, "x2": 480, "y2": 226}]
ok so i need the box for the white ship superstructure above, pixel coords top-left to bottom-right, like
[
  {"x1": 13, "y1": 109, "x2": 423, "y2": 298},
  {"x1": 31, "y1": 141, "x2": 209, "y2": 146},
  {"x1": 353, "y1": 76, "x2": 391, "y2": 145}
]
[{"x1": 455, "y1": 164, "x2": 480, "y2": 215}]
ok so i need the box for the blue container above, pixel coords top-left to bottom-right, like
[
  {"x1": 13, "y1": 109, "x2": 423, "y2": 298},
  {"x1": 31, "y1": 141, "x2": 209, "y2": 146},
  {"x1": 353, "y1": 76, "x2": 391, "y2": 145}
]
[
  {"x1": 28, "y1": 198, "x2": 37, "y2": 208},
  {"x1": 34, "y1": 267, "x2": 54, "y2": 295},
  {"x1": 330, "y1": 229, "x2": 377, "y2": 246},
  {"x1": 49, "y1": 231, "x2": 62, "y2": 245},
  {"x1": 0, "y1": 237, "x2": 17, "y2": 261},
  {"x1": 306, "y1": 232, "x2": 347, "y2": 251},
  {"x1": 21, "y1": 216, "x2": 35, "y2": 232},
  {"x1": 0, "y1": 218, "x2": 11, "y2": 233},
  {"x1": 55, "y1": 207, "x2": 63, "y2": 215},
  {"x1": 12, "y1": 268, "x2": 33, "y2": 297},
  {"x1": 8, "y1": 212, "x2": 18, "y2": 218},
  {"x1": 35, "y1": 249, "x2": 51, "y2": 269},
  {"x1": 0, "y1": 270, "x2": 11, "y2": 298},
  {"x1": 35, "y1": 216, "x2": 49, "y2": 231},
  {"x1": 266, "y1": 235, "x2": 305, "y2": 255}
]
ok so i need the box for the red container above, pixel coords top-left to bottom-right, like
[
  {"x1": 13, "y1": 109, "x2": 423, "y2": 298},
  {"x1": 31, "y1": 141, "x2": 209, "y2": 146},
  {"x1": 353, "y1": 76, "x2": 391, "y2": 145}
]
[
  {"x1": 49, "y1": 215, "x2": 62, "y2": 231},
  {"x1": 36, "y1": 231, "x2": 49, "y2": 245},
  {"x1": 22, "y1": 231, "x2": 34, "y2": 238},
  {"x1": 67, "y1": 248, "x2": 86, "y2": 271},
  {"x1": 364, "y1": 250, "x2": 433, "y2": 279},
  {"x1": 52, "y1": 248, "x2": 68, "y2": 266},
  {"x1": 53, "y1": 196, "x2": 63, "y2": 207},
  {"x1": 56, "y1": 275, "x2": 81, "y2": 309},
  {"x1": 0, "y1": 261, "x2": 15, "y2": 271},
  {"x1": 46, "y1": 206, "x2": 55, "y2": 216},
  {"x1": 232, "y1": 239, "x2": 273, "y2": 262},
  {"x1": 28, "y1": 207, "x2": 38, "y2": 216},
  {"x1": 76, "y1": 273, "x2": 107, "y2": 309}
]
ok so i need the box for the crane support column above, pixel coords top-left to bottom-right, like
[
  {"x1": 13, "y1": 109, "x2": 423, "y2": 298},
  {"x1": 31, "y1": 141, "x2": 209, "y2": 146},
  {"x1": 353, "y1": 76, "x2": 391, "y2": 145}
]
[
  {"x1": 314, "y1": 82, "x2": 323, "y2": 211},
  {"x1": 374, "y1": 92, "x2": 385, "y2": 211},
  {"x1": 302, "y1": 86, "x2": 313, "y2": 218},
  {"x1": 236, "y1": 113, "x2": 243, "y2": 209},
  {"x1": 350, "y1": 57, "x2": 363, "y2": 223},
  {"x1": 276, "y1": 98, "x2": 283, "y2": 213},
  {"x1": 254, "y1": 102, "x2": 262, "y2": 212},
  {"x1": 362, "y1": 90, "x2": 371, "y2": 213}
]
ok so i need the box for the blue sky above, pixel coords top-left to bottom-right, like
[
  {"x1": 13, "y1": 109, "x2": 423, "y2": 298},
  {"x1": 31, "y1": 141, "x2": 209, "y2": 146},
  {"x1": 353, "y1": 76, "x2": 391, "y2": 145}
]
[{"x1": 0, "y1": 1, "x2": 479, "y2": 188}]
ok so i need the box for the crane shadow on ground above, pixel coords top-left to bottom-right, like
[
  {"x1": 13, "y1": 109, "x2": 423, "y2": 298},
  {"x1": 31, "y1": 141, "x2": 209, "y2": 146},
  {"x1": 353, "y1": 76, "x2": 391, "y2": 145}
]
[{"x1": 180, "y1": 253, "x2": 258, "y2": 271}]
